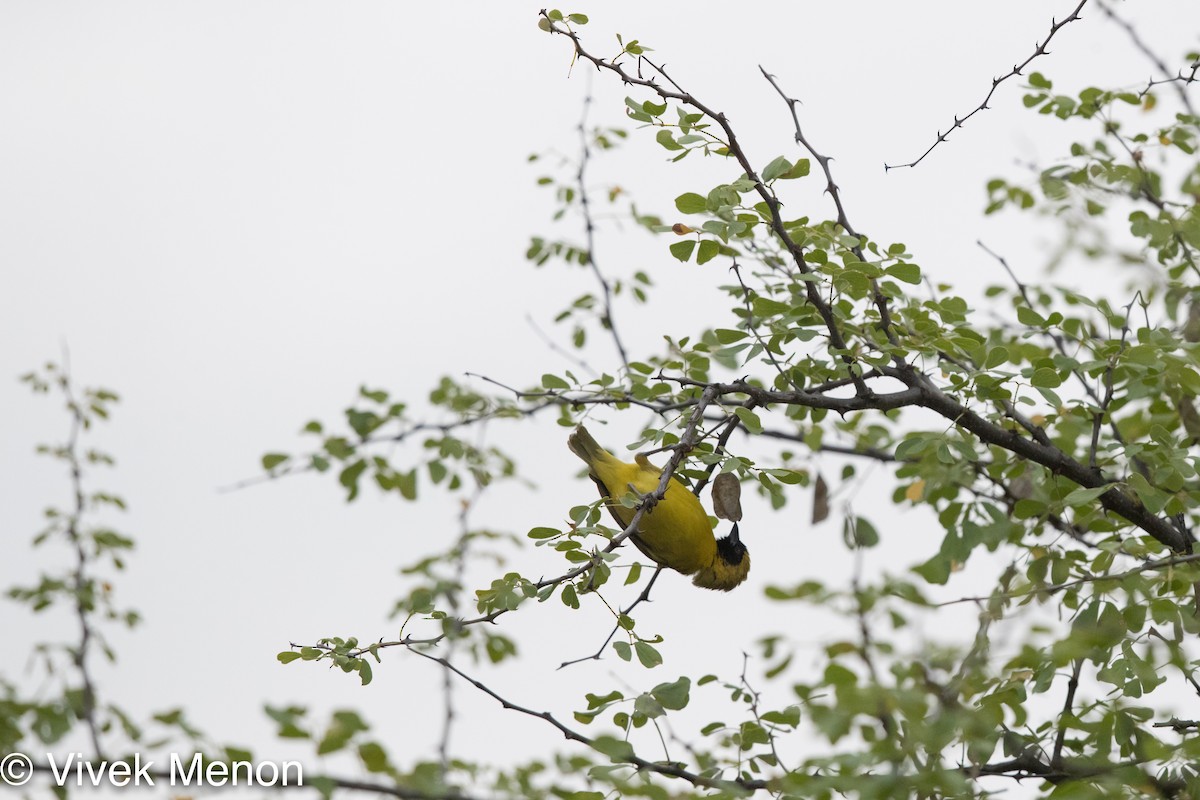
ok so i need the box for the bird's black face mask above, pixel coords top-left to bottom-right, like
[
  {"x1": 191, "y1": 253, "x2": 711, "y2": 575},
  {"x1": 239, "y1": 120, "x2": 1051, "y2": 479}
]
[{"x1": 716, "y1": 522, "x2": 747, "y2": 567}]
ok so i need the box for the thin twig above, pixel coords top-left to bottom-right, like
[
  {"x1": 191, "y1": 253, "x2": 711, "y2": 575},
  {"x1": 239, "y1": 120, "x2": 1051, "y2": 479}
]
[
  {"x1": 1152, "y1": 718, "x2": 1200, "y2": 733},
  {"x1": 738, "y1": 653, "x2": 792, "y2": 773},
  {"x1": 1146, "y1": 627, "x2": 1200, "y2": 699},
  {"x1": 59, "y1": 360, "x2": 104, "y2": 760},
  {"x1": 302, "y1": 386, "x2": 721, "y2": 658},
  {"x1": 731, "y1": 260, "x2": 796, "y2": 388},
  {"x1": 542, "y1": 13, "x2": 870, "y2": 396},
  {"x1": 758, "y1": 66, "x2": 901, "y2": 351},
  {"x1": 406, "y1": 648, "x2": 764, "y2": 794},
  {"x1": 1090, "y1": 295, "x2": 1136, "y2": 469},
  {"x1": 886, "y1": 0, "x2": 1090, "y2": 170},
  {"x1": 1140, "y1": 60, "x2": 1200, "y2": 102},
  {"x1": 438, "y1": 481, "x2": 484, "y2": 776},
  {"x1": 557, "y1": 566, "x2": 663, "y2": 670},
  {"x1": 576, "y1": 88, "x2": 631, "y2": 372},
  {"x1": 22, "y1": 762, "x2": 484, "y2": 800},
  {"x1": 526, "y1": 313, "x2": 594, "y2": 375},
  {"x1": 850, "y1": 548, "x2": 895, "y2": 737},
  {"x1": 938, "y1": 551, "x2": 1200, "y2": 607},
  {"x1": 1096, "y1": 0, "x2": 1196, "y2": 117},
  {"x1": 977, "y1": 240, "x2": 1111, "y2": 416},
  {"x1": 1051, "y1": 659, "x2": 1083, "y2": 768},
  {"x1": 1105, "y1": 123, "x2": 1200, "y2": 279}
]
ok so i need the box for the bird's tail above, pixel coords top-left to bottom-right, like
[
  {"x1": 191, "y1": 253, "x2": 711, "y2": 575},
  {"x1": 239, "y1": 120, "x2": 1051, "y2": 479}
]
[{"x1": 567, "y1": 425, "x2": 611, "y2": 468}]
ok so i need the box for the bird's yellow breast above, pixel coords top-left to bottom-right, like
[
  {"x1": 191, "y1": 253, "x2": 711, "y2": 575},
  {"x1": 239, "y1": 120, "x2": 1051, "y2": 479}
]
[{"x1": 589, "y1": 453, "x2": 716, "y2": 575}]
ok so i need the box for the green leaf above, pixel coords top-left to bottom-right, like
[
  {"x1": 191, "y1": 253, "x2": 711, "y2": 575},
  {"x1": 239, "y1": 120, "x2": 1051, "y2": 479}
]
[
  {"x1": 734, "y1": 407, "x2": 764, "y2": 434},
  {"x1": 262, "y1": 453, "x2": 290, "y2": 471},
  {"x1": 715, "y1": 328, "x2": 747, "y2": 343},
  {"x1": 843, "y1": 516, "x2": 879, "y2": 548},
  {"x1": 360, "y1": 386, "x2": 388, "y2": 403},
  {"x1": 696, "y1": 239, "x2": 720, "y2": 265},
  {"x1": 634, "y1": 641, "x2": 663, "y2": 668},
  {"x1": 913, "y1": 553, "x2": 952, "y2": 585},
  {"x1": 339, "y1": 459, "x2": 368, "y2": 501},
  {"x1": 670, "y1": 240, "x2": 696, "y2": 262},
  {"x1": 751, "y1": 297, "x2": 790, "y2": 317},
  {"x1": 1030, "y1": 367, "x2": 1064, "y2": 388},
  {"x1": 633, "y1": 693, "x2": 665, "y2": 719},
  {"x1": 761, "y1": 705, "x2": 802, "y2": 726},
  {"x1": 675, "y1": 192, "x2": 707, "y2": 214},
  {"x1": 395, "y1": 469, "x2": 417, "y2": 501},
  {"x1": 781, "y1": 159, "x2": 811, "y2": 179},
  {"x1": 277, "y1": 651, "x2": 302, "y2": 664},
  {"x1": 307, "y1": 777, "x2": 335, "y2": 800},
  {"x1": 542, "y1": 373, "x2": 571, "y2": 390},
  {"x1": 358, "y1": 742, "x2": 388, "y2": 772},
  {"x1": 656, "y1": 129, "x2": 682, "y2": 151},
  {"x1": 590, "y1": 735, "x2": 635, "y2": 761},
  {"x1": 1062, "y1": 484, "x2": 1112, "y2": 506},
  {"x1": 762, "y1": 155, "x2": 793, "y2": 182},
  {"x1": 650, "y1": 676, "x2": 690, "y2": 710},
  {"x1": 886, "y1": 262, "x2": 921, "y2": 284},
  {"x1": 1017, "y1": 305, "x2": 1046, "y2": 327},
  {"x1": 642, "y1": 100, "x2": 667, "y2": 116}
]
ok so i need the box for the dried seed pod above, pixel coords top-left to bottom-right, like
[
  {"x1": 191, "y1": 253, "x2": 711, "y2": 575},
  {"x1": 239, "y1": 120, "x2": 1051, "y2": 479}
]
[
  {"x1": 812, "y1": 473, "x2": 830, "y2": 524},
  {"x1": 1184, "y1": 299, "x2": 1200, "y2": 343},
  {"x1": 712, "y1": 472, "x2": 743, "y2": 522}
]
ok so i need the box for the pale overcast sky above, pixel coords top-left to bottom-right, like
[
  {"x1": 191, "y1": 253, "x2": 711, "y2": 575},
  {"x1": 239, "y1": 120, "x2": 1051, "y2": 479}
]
[{"x1": 2, "y1": 0, "x2": 1197, "y2": 788}]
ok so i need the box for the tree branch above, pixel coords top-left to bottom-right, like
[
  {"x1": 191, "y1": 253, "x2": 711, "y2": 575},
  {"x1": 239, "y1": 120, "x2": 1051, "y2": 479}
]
[
  {"x1": 406, "y1": 648, "x2": 765, "y2": 794},
  {"x1": 1051, "y1": 659, "x2": 1083, "y2": 768},
  {"x1": 557, "y1": 566, "x2": 663, "y2": 670},
  {"x1": 1105, "y1": 122, "x2": 1200, "y2": 279},
  {"x1": 23, "y1": 761, "x2": 486, "y2": 800},
  {"x1": 575, "y1": 88, "x2": 631, "y2": 372},
  {"x1": 758, "y1": 66, "x2": 901, "y2": 351},
  {"x1": 670, "y1": 374, "x2": 1190, "y2": 551},
  {"x1": 541, "y1": 12, "x2": 871, "y2": 395},
  {"x1": 59, "y1": 362, "x2": 105, "y2": 760},
  {"x1": 1096, "y1": 0, "x2": 1196, "y2": 117},
  {"x1": 938, "y1": 551, "x2": 1200, "y2": 608},
  {"x1": 886, "y1": 0, "x2": 1090, "y2": 170},
  {"x1": 299, "y1": 386, "x2": 722, "y2": 658}
]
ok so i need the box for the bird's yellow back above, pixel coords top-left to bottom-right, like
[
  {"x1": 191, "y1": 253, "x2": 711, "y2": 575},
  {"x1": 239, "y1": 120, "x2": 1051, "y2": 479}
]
[{"x1": 567, "y1": 426, "x2": 726, "y2": 579}]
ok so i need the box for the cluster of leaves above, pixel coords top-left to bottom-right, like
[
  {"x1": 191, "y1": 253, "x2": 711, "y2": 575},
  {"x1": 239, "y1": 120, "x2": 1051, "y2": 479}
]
[{"x1": 260, "y1": 381, "x2": 521, "y2": 502}]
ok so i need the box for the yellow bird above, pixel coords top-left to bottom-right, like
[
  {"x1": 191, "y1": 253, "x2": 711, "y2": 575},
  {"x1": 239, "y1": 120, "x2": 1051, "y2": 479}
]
[{"x1": 567, "y1": 425, "x2": 750, "y2": 591}]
